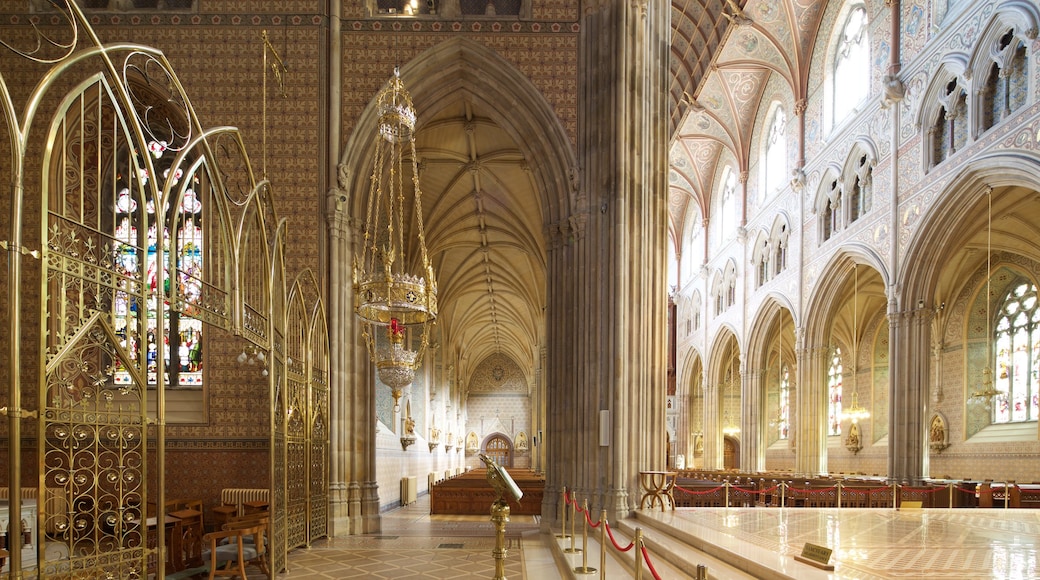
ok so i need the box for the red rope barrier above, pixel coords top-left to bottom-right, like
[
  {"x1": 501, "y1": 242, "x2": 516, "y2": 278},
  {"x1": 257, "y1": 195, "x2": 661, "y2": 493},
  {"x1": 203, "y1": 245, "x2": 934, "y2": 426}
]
[
  {"x1": 674, "y1": 484, "x2": 725, "y2": 495},
  {"x1": 954, "y1": 485, "x2": 979, "y2": 494},
  {"x1": 641, "y1": 545, "x2": 663, "y2": 580},
  {"x1": 581, "y1": 507, "x2": 597, "y2": 526},
  {"x1": 603, "y1": 521, "x2": 635, "y2": 552}
]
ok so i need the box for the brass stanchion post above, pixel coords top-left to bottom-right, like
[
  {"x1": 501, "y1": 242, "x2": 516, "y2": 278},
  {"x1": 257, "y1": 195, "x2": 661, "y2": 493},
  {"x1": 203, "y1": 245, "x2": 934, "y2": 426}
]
[
  {"x1": 557, "y1": 486, "x2": 569, "y2": 539},
  {"x1": 949, "y1": 482, "x2": 954, "y2": 509},
  {"x1": 600, "y1": 509, "x2": 607, "y2": 578},
  {"x1": 724, "y1": 481, "x2": 730, "y2": 507},
  {"x1": 565, "y1": 492, "x2": 581, "y2": 553},
  {"x1": 634, "y1": 527, "x2": 643, "y2": 580},
  {"x1": 490, "y1": 498, "x2": 510, "y2": 580},
  {"x1": 574, "y1": 498, "x2": 596, "y2": 574},
  {"x1": 780, "y1": 481, "x2": 786, "y2": 507},
  {"x1": 837, "y1": 480, "x2": 843, "y2": 509}
]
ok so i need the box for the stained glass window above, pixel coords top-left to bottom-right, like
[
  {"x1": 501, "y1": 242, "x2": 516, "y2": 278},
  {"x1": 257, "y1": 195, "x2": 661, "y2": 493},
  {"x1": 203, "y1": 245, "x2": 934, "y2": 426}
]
[
  {"x1": 113, "y1": 140, "x2": 203, "y2": 388},
  {"x1": 828, "y1": 348, "x2": 843, "y2": 436},
  {"x1": 993, "y1": 280, "x2": 1040, "y2": 423}
]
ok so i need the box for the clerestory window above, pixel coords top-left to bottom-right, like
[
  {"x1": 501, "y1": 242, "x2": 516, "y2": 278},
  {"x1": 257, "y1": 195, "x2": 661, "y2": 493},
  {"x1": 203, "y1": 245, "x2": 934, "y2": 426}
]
[{"x1": 832, "y1": 5, "x2": 869, "y2": 128}]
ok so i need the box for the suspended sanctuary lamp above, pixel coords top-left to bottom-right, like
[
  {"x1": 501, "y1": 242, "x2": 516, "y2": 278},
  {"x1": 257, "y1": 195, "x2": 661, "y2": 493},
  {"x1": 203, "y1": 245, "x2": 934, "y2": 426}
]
[
  {"x1": 354, "y1": 67, "x2": 438, "y2": 412},
  {"x1": 971, "y1": 187, "x2": 1000, "y2": 401},
  {"x1": 841, "y1": 264, "x2": 871, "y2": 424},
  {"x1": 769, "y1": 309, "x2": 788, "y2": 431}
]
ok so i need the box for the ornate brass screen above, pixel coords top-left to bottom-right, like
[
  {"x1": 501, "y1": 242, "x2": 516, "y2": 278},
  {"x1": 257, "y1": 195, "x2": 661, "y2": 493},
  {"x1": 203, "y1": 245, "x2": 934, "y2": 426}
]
[{"x1": 0, "y1": 4, "x2": 329, "y2": 578}]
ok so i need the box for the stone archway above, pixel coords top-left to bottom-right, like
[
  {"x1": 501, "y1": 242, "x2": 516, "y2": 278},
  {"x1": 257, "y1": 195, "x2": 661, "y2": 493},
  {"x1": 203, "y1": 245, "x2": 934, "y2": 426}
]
[{"x1": 483, "y1": 433, "x2": 513, "y2": 468}]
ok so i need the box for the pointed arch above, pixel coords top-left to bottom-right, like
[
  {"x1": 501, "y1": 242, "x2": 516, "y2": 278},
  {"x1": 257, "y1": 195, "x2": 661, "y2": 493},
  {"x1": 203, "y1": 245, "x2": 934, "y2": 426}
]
[{"x1": 340, "y1": 37, "x2": 577, "y2": 228}]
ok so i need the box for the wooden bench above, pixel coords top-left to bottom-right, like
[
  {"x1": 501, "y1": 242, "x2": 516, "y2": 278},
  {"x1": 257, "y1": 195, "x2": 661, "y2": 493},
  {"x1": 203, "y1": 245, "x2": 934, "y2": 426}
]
[{"x1": 430, "y1": 469, "x2": 544, "y2": 515}]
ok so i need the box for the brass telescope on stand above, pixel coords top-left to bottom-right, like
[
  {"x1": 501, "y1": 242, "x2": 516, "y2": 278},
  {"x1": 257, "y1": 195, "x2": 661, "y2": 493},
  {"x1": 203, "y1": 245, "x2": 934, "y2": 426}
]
[{"x1": 480, "y1": 453, "x2": 524, "y2": 580}]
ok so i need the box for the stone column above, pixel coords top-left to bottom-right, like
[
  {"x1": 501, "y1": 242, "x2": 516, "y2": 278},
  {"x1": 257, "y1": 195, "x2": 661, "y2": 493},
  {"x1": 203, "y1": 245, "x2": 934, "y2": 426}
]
[
  {"x1": 533, "y1": 346, "x2": 546, "y2": 474},
  {"x1": 674, "y1": 365, "x2": 690, "y2": 467},
  {"x1": 702, "y1": 381, "x2": 721, "y2": 469},
  {"x1": 326, "y1": 186, "x2": 350, "y2": 536},
  {"x1": 542, "y1": 0, "x2": 669, "y2": 525},
  {"x1": 327, "y1": 167, "x2": 381, "y2": 535},
  {"x1": 888, "y1": 303, "x2": 930, "y2": 483},
  {"x1": 741, "y1": 366, "x2": 765, "y2": 472},
  {"x1": 795, "y1": 343, "x2": 828, "y2": 475}
]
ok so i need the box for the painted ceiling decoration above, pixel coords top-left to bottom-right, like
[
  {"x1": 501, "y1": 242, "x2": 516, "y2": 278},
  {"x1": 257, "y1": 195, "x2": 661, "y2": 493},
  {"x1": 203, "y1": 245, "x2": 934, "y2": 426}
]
[
  {"x1": 669, "y1": 0, "x2": 827, "y2": 243},
  {"x1": 415, "y1": 97, "x2": 545, "y2": 387}
]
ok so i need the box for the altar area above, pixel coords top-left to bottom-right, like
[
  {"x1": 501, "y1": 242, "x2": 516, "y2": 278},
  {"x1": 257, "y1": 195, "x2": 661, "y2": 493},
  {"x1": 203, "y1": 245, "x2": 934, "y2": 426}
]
[{"x1": 0, "y1": 500, "x2": 37, "y2": 573}]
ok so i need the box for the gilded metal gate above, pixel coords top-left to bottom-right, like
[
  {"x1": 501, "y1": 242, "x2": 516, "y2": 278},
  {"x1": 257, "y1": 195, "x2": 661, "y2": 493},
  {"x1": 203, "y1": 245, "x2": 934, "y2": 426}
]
[{"x1": 0, "y1": 3, "x2": 329, "y2": 578}]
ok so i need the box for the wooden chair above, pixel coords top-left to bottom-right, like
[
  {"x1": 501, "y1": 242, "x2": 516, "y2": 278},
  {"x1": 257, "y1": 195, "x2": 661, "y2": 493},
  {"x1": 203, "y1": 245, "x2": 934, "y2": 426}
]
[
  {"x1": 200, "y1": 517, "x2": 269, "y2": 579},
  {"x1": 170, "y1": 506, "x2": 205, "y2": 572}
]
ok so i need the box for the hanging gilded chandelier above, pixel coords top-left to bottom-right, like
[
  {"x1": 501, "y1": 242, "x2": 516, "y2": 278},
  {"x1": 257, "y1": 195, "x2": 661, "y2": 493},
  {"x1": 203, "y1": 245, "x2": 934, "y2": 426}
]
[
  {"x1": 971, "y1": 187, "x2": 1001, "y2": 401},
  {"x1": 354, "y1": 67, "x2": 437, "y2": 412},
  {"x1": 841, "y1": 263, "x2": 871, "y2": 424}
]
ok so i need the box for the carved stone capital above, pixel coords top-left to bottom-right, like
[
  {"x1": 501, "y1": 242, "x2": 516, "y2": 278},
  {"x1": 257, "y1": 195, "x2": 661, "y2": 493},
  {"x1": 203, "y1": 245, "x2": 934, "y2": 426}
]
[{"x1": 882, "y1": 75, "x2": 906, "y2": 106}]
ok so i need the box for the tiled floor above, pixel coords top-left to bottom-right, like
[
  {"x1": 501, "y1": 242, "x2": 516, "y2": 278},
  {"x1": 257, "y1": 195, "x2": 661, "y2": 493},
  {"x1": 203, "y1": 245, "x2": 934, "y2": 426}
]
[
  {"x1": 636, "y1": 507, "x2": 1040, "y2": 579},
  {"x1": 245, "y1": 500, "x2": 1040, "y2": 579},
  {"x1": 271, "y1": 495, "x2": 558, "y2": 579}
]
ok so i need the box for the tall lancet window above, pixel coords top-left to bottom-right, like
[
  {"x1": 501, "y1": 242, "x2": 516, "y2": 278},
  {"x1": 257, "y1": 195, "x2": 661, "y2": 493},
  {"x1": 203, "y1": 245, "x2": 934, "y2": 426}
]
[
  {"x1": 832, "y1": 5, "x2": 869, "y2": 127},
  {"x1": 778, "y1": 363, "x2": 790, "y2": 440},
  {"x1": 113, "y1": 140, "x2": 204, "y2": 388},
  {"x1": 764, "y1": 106, "x2": 787, "y2": 197},
  {"x1": 994, "y1": 279, "x2": 1040, "y2": 423},
  {"x1": 828, "y1": 347, "x2": 844, "y2": 436},
  {"x1": 717, "y1": 166, "x2": 739, "y2": 246}
]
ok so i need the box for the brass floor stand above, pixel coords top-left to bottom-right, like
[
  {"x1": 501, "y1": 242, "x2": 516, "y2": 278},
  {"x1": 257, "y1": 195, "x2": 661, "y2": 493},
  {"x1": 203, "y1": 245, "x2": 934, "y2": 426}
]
[{"x1": 491, "y1": 499, "x2": 510, "y2": 580}]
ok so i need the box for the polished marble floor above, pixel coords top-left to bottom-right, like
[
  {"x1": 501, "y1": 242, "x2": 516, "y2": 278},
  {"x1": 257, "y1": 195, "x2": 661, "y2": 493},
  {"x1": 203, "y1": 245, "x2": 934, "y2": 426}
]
[
  {"x1": 249, "y1": 499, "x2": 1040, "y2": 579},
  {"x1": 269, "y1": 495, "x2": 558, "y2": 579},
  {"x1": 636, "y1": 507, "x2": 1040, "y2": 580}
]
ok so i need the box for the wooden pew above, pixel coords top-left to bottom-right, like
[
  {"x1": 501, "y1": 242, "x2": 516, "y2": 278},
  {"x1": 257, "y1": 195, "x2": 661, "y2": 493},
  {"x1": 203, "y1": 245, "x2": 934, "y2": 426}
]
[{"x1": 429, "y1": 469, "x2": 544, "y2": 515}]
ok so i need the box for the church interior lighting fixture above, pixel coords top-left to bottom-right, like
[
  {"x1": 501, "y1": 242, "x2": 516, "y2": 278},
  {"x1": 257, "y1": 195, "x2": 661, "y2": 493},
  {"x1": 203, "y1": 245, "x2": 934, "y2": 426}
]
[
  {"x1": 769, "y1": 308, "x2": 788, "y2": 430},
  {"x1": 841, "y1": 263, "x2": 871, "y2": 424},
  {"x1": 971, "y1": 187, "x2": 1001, "y2": 401},
  {"x1": 353, "y1": 67, "x2": 438, "y2": 412}
]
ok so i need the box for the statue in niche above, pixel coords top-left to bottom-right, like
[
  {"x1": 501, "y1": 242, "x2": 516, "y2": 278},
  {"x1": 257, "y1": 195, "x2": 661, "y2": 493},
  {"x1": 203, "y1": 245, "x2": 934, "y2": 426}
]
[
  {"x1": 693, "y1": 433, "x2": 704, "y2": 455},
  {"x1": 930, "y1": 414, "x2": 949, "y2": 453},
  {"x1": 845, "y1": 423, "x2": 862, "y2": 454},
  {"x1": 515, "y1": 431, "x2": 528, "y2": 451},
  {"x1": 466, "y1": 431, "x2": 479, "y2": 452},
  {"x1": 403, "y1": 399, "x2": 415, "y2": 436},
  {"x1": 400, "y1": 400, "x2": 416, "y2": 451}
]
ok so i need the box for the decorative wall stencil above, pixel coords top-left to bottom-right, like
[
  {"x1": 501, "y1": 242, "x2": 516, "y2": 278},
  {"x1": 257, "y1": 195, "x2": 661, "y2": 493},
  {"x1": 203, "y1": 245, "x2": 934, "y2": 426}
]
[{"x1": 469, "y1": 354, "x2": 526, "y2": 393}]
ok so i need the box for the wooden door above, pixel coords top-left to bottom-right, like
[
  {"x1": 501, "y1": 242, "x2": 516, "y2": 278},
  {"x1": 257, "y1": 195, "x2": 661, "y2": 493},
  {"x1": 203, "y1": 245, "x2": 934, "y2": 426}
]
[
  {"x1": 485, "y1": 435, "x2": 512, "y2": 467},
  {"x1": 723, "y1": 437, "x2": 739, "y2": 469}
]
